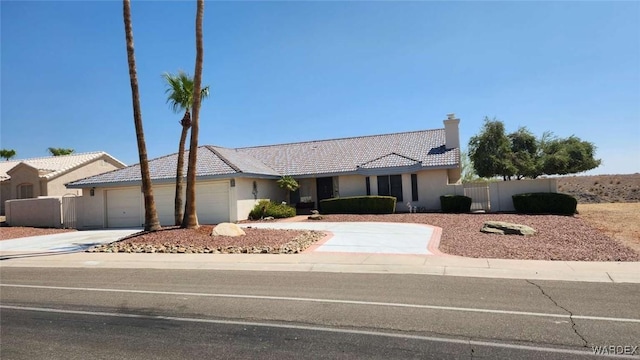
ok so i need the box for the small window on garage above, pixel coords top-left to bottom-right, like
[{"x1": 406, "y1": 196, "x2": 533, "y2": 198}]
[{"x1": 18, "y1": 183, "x2": 34, "y2": 199}]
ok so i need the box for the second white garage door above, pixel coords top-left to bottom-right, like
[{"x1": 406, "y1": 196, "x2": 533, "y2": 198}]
[
  {"x1": 153, "y1": 181, "x2": 230, "y2": 226},
  {"x1": 196, "y1": 181, "x2": 230, "y2": 224}
]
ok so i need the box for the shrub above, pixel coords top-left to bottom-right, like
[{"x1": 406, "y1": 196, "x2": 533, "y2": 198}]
[
  {"x1": 440, "y1": 195, "x2": 472, "y2": 213},
  {"x1": 320, "y1": 196, "x2": 396, "y2": 214},
  {"x1": 512, "y1": 192, "x2": 577, "y2": 215},
  {"x1": 249, "y1": 200, "x2": 296, "y2": 219}
]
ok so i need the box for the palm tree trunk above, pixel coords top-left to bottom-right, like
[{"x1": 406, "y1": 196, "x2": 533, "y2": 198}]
[
  {"x1": 182, "y1": 0, "x2": 204, "y2": 229},
  {"x1": 174, "y1": 111, "x2": 190, "y2": 225},
  {"x1": 123, "y1": 0, "x2": 161, "y2": 232}
]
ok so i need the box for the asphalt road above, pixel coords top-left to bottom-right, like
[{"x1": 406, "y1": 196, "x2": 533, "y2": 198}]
[{"x1": 1, "y1": 268, "x2": 639, "y2": 359}]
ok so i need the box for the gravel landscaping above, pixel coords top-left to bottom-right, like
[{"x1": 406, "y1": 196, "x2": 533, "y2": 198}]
[
  {"x1": 88, "y1": 226, "x2": 324, "y2": 254},
  {"x1": 0, "y1": 226, "x2": 76, "y2": 241},
  {"x1": 304, "y1": 214, "x2": 640, "y2": 261}
]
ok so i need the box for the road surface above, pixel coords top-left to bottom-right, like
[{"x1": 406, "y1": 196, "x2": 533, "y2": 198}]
[{"x1": 1, "y1": 268, "x2": 638, "y2": 359}]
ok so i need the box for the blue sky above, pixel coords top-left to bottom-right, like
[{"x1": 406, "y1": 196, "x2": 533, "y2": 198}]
[{"x1": 1, "y1": 1, "x2": 639, "y2": 175}]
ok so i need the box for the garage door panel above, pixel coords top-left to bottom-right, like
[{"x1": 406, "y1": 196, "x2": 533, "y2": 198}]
[
  {"x1": 106, "y1": 188, "x2": 142, "y2": 228},
  {"x1": 196, "y1": 182, "x2": 229, "y2": 224},
  {"x1": 153, "y1": 185, "x2": 181, "y2": 227}
]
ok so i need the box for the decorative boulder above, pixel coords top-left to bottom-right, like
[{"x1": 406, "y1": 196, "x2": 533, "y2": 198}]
[
  {"x1": 211, "y1": 223, "x2": 246, "y2": 237},
  {"x1": 481, "y1": 221, "x2": 535, "y2": 236},
  {"x1": 308, "y1": 214, "x2": 323, "y2": 220}
]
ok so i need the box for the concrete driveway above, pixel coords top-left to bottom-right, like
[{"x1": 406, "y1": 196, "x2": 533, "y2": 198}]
[
  {"x1": 241, "y1": 222, "x2": 440, "y2": 255},
  {"x1": 0, "y1": 229, "x2": 141, "y2": 259}
]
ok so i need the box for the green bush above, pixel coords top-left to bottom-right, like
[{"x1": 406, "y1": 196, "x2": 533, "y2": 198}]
[
  {"x1": 512, "y1": 192, "x2": 577, "y2": 215},
  {"x1": 440, "y1": 195, "x2": 472, "y2": 213},
  {"x1": 249, "y1": 200, "x2": 296, "y2": 219},
  {"x1": 320, "y1": 196, "x2": 396, "y2": 214}
]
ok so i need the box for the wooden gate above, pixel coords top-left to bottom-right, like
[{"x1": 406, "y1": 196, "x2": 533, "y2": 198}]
[
  {"x1": 62, "y1": 194, "x2": 77, "y2": 229},
  {"x1": 463, "y1": 182, "x2": 490, "y2": 212}
]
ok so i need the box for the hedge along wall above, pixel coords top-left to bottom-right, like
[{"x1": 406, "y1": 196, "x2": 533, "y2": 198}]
[
  {"x1": 489, "y1": 178, "x2": 557, "y2": 212},
  {"x1": 319, "y1": 196, "x2": 396, "y2": 214}
]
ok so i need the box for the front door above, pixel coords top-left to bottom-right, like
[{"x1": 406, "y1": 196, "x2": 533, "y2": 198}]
[{"x1": 316, "y1": 177, "x2": 334, "y2": 211}]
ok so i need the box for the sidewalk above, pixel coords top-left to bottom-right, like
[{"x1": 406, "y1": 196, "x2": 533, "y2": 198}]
[{"x1": 1, "y1": 251, "x2": 638, "y2": 283}]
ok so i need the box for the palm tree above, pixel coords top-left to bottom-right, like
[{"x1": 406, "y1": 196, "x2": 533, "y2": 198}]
[
  {"x1": 162, "y1": 71, "x2": 209, "y2": 225},
  {"x1": 182, "y1": 0, "x2": 205, "y2": 229},
  {"x1": 123, "y1": 0, "x2": 161, "y2": 231},
  {"x1": 47, "y1": 147, "x2": 74, "y2": 156},
  {"x1": 0, "y1": 149, "x2": 16, "y2": 161}
]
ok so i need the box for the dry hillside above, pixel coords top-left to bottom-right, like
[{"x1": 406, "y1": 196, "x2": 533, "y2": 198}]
[{"x1": 557, "y1": 173, "x2": 640, "y2": 203}]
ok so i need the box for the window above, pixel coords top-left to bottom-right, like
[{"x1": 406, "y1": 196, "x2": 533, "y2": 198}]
[
  {"x1": 411, "y1": 174, "x2": 418, "y2": 201},
  {"x1": 365, "y1": 177, "x2": 371, "y2": 196},
  {"x1": 377, "y1": 175, "x2": 403, "y2": 201},
  {"x1": 18, "y1": 183, "x2": 34, "y2": 199}
]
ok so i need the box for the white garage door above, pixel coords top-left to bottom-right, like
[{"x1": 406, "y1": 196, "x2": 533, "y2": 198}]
[
  {"x1": 106, "y1": 188, "x2": 142, "y2": 228},
  {"x1": 196, "y1": 181, "x2": 230, "y2": 224},
  {"x1": 153, "y1": 185, "x2": 179, "y2": 226}
]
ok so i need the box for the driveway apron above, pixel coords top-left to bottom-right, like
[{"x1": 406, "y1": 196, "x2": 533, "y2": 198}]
[
  {"x1": 241, "y1": 222, "x2": 435, "y2": 255},
  {"x1": 0, "y1": 229, "x2": 141, "y2": 258}
]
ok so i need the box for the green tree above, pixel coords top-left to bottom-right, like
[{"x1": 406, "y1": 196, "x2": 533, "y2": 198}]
[
  {"x1": 508, "y1": 127, "x2": 540, "y2": 179},
  {"x1": 47, "y1": 148, "x2": 75, "y2": 156},
  {"x1": 163, "y1": 71, "x2": 210, "y2": 226},
  {"x1": 540, "y1": 135, "x2": 601, "y2": 175},
  {"x1": 182, "y1": 0, "x2": 205, "y2": 229},
  {"x1": 0, "y1": 149, "x2": 16, "y2": 161},
  {"x1": 277, "y1": 176, "x2": 300, "y2": 204},
  {"x1": 460, "y1": 150, "x2": 480, "y2": 183},
  {"x1": 123, "y1": 0, "x2": 161, "y2": 231},
  {"x1": 468, "y1": 117, "x2": 515, "y2": 180},
  {"x1": 469, "y1": 118, "x2": 601, "y2": 179}
]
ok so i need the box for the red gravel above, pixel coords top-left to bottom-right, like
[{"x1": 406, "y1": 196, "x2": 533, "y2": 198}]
[
  {"x1": 304, "y1": 214, "x2": 640, "y2": 261},
  {"x1": 110, "y1": 225, "x2": 317, "y2": 252},
  {"x1": 0, "y1": 227, "x2": 76, "y2": 240}
]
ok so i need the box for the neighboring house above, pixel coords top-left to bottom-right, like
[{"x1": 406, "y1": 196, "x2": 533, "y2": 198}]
[
  {"x1": 1, "y1": 152, "x2": 126, "y2": 215},
  {"x1": 67, "y1": 114, "x2": 461, "y2": 228}
]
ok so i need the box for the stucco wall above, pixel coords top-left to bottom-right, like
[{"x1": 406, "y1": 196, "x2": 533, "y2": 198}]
[
  {"x1": 5, "y1": 197, "x2": 62, "y2": 228},
  {"x1": 235, "y1": 178, "x2": 280, "y2": 221},
  {"x1": 337, "y1": 175, "x2": 365, "y2": 197},
  {"x1": 77, "y1": 187, "x2": 106, "y2": 229},
  {"x1": 7, "y1": 166, "x2": 42, "y2": 199},
  {"x1": 413, "y1": 169, "x2": 454, "y2": 210},
  {"x1": 489, "y1": 178, "x2": 558, "y2": 212},
  {"x1": 50, "y1": 158, "x2": 122, "y2": 197},
  {"x1": 1, "y1": 182, "x2": 11, "y2": 215},
  {"x1": 333, "y1": 170, "x2": 454, "y2": 212}
]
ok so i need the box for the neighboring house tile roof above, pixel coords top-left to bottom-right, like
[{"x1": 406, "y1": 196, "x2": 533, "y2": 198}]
[
  {"x1": 67, "y1": 127, "x2": 460, "y2": 188},
  {"x1": 0, "y1": 151, "x2": 126, "y2": 182}
]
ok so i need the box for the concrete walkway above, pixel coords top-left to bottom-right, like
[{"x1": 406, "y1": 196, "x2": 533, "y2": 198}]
[{"x1": 241, "y1": 222, "x2": 440, "y2": 255}]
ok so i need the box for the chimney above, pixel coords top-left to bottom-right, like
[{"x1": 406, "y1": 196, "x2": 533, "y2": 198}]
[{"x1": 443, "y1": 113, "x2": 460, "y2": 149}]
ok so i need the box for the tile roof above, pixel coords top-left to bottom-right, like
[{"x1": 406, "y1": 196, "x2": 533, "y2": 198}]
[
  {"x1": 0, "y1": 151, "x2": 126, "y2": 182},
  {"x1": 237, "y1": 128, "x2": 459, "y2": 176},
  {"x1": 67, "y1": 146, "x2": 280, "y2": 187},
  {"x1": 67, "y1": 127, "x2": 459, "y2": 187}
]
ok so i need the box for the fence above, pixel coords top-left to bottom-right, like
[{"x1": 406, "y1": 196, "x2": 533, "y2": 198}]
[
  {"x1": 446, "y1": 178, "x2": 558, "y2": 212},
  {"x1": 62, "y1": 194, "x2": 77, "y2": 229},
  {"x1": 463, "y1": 182, "x2": 490, "y2": 212}
]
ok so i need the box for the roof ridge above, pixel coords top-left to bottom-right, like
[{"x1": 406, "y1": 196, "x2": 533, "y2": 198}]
[
  {"x1": 205, "y1": 145, "x2": 242, "y2": 173},
  {"x1": 5, "y1": 151, "x2": 106, "y2": 163},
  {"x1": 235, "y1": 128, "x2": 443, "y2": 150},
  {"x1": 359, "y1": 152, "x2": 421, "y2": 167}
]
